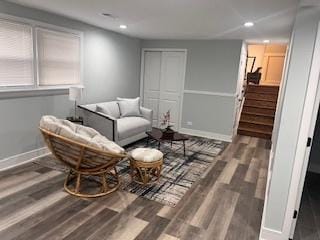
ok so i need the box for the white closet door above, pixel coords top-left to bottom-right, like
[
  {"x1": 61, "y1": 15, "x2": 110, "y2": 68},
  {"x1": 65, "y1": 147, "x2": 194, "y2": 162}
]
[
  {"x1": 143, "y1": 51, "x2": 161, "y2": 127},
  {"x1": 142, "y1": 50, "x2": 186, "y2": 129},
  {"x1": 159, "y1": 51, "x2": 185, "y2": 130}
]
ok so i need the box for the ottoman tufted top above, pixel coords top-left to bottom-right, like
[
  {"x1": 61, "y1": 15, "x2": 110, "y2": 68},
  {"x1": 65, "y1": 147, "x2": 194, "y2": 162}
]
[{"x1": 130, "y1": 148, "x2": 163, "y2": 162}]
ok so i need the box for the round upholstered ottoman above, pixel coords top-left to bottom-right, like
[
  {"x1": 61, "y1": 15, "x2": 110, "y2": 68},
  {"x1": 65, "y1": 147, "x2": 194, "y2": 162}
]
[{"x1": 130, "y1": 148, "x2": 163, "y2": 185}]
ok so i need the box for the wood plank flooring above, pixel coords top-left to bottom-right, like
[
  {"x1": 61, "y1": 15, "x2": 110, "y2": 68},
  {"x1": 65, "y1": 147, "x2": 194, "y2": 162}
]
[{"x1": 0, "y1": 135, "x2": 270, "y2": 240}]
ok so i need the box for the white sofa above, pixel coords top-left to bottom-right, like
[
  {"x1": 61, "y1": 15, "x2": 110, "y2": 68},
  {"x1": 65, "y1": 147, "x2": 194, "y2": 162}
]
[{"x1": 78, "y1": 101, "x2": 153, "y2": 146}]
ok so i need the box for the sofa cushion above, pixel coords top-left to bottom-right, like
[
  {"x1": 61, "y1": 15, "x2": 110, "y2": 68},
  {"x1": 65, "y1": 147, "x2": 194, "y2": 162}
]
[
  {"x1": 117, "y1": 117, "x2": 150, "y2": 140},
  {"x1": 40, "y1": 115, "x2": 124, "y2": 154},
  {"x1": 117, "y1": 97, "x2": 141, "y2": 117},
  {"x1": 96, "y1": 101, "x2": 120, "y2": 119}
]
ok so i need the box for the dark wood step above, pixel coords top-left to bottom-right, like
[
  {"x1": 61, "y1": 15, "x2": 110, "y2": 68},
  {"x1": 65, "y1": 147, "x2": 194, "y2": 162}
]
[
  {"x1": 238, "y1": 121, "x2": 273, "y2": 133},
  {"x1": 238, "y1": 129, "x2": 272, "y2": 139},
  {"x1": 242, "y1": 106, "x2": 276, "y2": 117},
  {"x1": 240, "y1": 113, "x2": 274, "y2": 126},
  {"x1": 244, "y1": 99, "x2": 277, "y2": 109},
  {"x1": 247, "y1": 85, "x2": 279, "y2": 94},
  {"x1": 246, "y1": 92, "x2": 278, "y2": 102}
]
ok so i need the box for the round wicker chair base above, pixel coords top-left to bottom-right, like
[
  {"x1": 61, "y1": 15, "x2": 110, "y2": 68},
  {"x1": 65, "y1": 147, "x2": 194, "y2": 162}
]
[
  {"x1": 130, "y1": 158, "x2": 163, "y2": 186},
  {"x1": 64, "y1": 171, "x2": 120, "y2": 198}
]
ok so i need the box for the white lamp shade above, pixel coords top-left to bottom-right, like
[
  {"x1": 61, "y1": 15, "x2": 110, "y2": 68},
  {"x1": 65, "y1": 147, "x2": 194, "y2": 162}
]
[{"x1": 69, "y1": 86, "x2": 83, "y2": 101}]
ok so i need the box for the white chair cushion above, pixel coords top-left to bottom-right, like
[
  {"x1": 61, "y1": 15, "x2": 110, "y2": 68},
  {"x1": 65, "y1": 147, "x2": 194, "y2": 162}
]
[
  {"x1": 91, "y1": 135, "x2": 124, "y2": 154},
  {"x1": 96, "y1": 101, "x2": 120, "y2": 119},
  {"x1": 131, "y1": 148, "x2": 163, "y2": 162},
  {"x1": 117, "y1": 117, "x2": 150, "y2": 140},
  {"x1": 40, "y1": 115, "x2": 124, "y2": 154}
]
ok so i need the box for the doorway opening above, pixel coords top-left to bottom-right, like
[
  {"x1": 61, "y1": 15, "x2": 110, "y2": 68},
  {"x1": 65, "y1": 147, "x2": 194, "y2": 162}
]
[
  {"x1": 237, "y1": 43, "x2": 288, "y2": 139},
  {"x1": 293, "y1": 102, "x2": 320, "y2": 239}
]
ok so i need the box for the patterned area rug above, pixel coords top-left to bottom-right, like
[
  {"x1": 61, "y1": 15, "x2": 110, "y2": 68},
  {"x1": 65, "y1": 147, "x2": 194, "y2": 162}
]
[{"x1": 34, "y1": 136, "x2": 227, "y2": 207}]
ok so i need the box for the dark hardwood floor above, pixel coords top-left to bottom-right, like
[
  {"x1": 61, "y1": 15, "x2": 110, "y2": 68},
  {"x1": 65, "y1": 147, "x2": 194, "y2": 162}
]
[
  {"x1": 0, "y1": 135, "x2": 270, "y2": 240},
  {"x1": 294, "y1": 172, "x2": 320, "y2": 240}
]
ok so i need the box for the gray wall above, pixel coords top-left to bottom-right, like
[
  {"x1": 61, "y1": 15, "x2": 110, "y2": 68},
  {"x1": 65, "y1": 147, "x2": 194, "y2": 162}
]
[
  {"x1": 141, "y1": 40, "x2": 242, "y2": 137},
  {"x1": 0, "y1": 1, "x2": 141, "y2": 160},
  {"x1": 262, "y1": 6, "x2": 320, "y2": 234}
]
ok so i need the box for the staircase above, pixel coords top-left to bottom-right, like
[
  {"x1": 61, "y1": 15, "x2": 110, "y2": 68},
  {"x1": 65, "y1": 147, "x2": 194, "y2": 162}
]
[{"x1": 238, "y1": 85, "x2": 279, "y2": 139}]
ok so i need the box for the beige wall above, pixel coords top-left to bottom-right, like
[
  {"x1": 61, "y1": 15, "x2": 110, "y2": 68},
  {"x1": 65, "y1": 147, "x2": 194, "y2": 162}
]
[
  {"x1": 247, "y1": 44, "x2": 287, "y2": 85},
  {"x1": 247, "y1": 45, "x2": 265, "y2": 72}
]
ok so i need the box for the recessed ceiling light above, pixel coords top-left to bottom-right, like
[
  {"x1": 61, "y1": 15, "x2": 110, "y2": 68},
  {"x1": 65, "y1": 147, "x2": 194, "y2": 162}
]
[
  {"x1": 119, "y1": 25, "x2": 127, "y2": 29},
  {"x1": 101, "y1": 13, "x2": 117, "y2": 19},
  {"x1": 102, "y1": 13, "x2": 112, "y2": 17},
  {"x1": 263, "y1": 39, "x2": 270, "y2": 43},
  {"x1": 244, "y1": 22, "x2": 254, "y2": 27}
]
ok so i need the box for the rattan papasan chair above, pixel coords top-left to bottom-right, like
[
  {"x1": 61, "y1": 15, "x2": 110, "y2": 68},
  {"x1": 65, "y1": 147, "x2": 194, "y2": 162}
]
[{"x1": 39, "y1": 115, "x2": 127, "y2": 198}]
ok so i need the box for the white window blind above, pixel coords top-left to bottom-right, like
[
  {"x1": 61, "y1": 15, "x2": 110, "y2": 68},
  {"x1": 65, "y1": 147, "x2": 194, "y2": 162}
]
[
  {"x1": 37, "y1": 28, "x2": 80, "y2": 86},
  {"x1": 0, "y1": 19, "x2": 33, "y2": 87}
]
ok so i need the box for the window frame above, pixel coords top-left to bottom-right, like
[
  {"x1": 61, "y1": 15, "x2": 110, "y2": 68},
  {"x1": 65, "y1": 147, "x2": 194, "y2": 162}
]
[{"x1": 0, "y1": 13, "x2": 84, "y2": 97}]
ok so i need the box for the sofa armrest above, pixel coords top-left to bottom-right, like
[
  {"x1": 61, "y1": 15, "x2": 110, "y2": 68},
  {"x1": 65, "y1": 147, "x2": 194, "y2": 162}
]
[
  {"x1": 78, "y1": 105, "x2": 118, "y2": 142},
  {"x1": 140, "y1": 107, "x2": 153, "y2": 130}
]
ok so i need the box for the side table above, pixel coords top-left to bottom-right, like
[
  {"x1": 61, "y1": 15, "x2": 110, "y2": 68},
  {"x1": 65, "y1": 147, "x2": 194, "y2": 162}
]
[{"x1": 66, "y1": 116, "x2": 83, "y2": 125}]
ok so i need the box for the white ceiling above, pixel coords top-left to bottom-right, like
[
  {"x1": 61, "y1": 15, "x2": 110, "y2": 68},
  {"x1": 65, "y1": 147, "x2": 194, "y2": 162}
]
[{"x1": 7, "y1": 0, "x2": 300, "y2": 42}]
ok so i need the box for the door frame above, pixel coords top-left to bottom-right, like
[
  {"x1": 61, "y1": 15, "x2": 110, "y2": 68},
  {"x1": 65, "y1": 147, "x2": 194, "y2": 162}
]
[
  {"x1": 140, "y1": 48, "x2": 188, "y2": 130},
  {"x1": 286, "y1": 22, "x2": 320, "y2": 238},
  {"x1": 259, "y1": 21, "x2": 320, "y2": 239},
  {"x1": 232, "y1": 42, "x2": 247, "y2": 137}
]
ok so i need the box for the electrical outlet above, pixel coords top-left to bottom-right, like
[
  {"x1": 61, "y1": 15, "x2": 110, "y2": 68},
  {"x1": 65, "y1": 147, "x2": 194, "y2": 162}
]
[{"x1": 187, "y1": 121, "x2": 193, "y2": 126}]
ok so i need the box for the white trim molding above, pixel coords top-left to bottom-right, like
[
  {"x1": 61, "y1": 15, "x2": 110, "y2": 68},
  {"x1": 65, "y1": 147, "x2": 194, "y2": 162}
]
[
  {"x1": 0, "y1": 147, "x2": 50, "y2": 171},
  {"x1": 183, "y1": 89, "x2": 236, "y2": 98},
  {"x1": 179, "y1": 128, "x2": 232, "y2": 142},
  {"x1": 260, "y1": 227, "x2": 283, "y2": 240}
]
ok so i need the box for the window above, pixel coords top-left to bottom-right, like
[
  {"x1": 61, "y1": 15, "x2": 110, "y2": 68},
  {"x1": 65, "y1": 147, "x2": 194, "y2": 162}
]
[
  {"x1": 37, "y1": 29, "x2": 81, "y2": 86},
  {"x1": 0, "y1": 17, "x2": 82, "y2": 91},
  {"x1": 0, "y1": 19, "x2": 33, "y2": 87}
]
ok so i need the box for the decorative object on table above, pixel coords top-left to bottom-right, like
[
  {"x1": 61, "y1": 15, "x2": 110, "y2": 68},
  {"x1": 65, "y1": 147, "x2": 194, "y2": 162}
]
[
  {"x1": 69, "y1": 86, "x2": 83, "y2": 120},
  {"x1": 147, "y1": 127, "x2": 189, "y2": 156},
  {"x1": 160, "y1": 110, "x2": 171, "y2": 128},
  {"x1": 35, "y1": 135, "x2": 227, "y2": 206},
  {"x1": 129, "y1": 147, "x2": 163, "y2": 185},
  {"x1": 39, "y1": 115, "x2": 126, "y2": 198},
  {"x1": 160, "y1": 110, "x2": 175, "y2": 138}
]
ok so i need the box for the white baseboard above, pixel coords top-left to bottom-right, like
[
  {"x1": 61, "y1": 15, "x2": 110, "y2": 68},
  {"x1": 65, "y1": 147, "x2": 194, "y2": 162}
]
[
  {"x1": 0, "y1": 147, "x2": 50, "y2": 171},
  {"x1": 260, "y1": 227, "x2": 283, "y2": 240},
  {"x1": 179, "y1": 128, "x2": 233, "y2": 142}
]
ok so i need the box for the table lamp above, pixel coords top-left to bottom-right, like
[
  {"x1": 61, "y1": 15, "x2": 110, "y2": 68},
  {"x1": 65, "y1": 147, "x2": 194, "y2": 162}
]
[{"x1": 69, "y1": 86, "x2": 83, "y2": 120}]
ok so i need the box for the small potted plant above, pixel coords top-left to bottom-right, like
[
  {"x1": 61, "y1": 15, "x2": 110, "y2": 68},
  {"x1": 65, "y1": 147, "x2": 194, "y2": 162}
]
[{"x1": 160, "y1": 110, "x2": 174, "y2": 138}]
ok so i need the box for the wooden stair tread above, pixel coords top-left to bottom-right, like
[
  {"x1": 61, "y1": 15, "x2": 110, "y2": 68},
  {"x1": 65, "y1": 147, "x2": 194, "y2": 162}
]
[
  {"x1": 245, "y1": 97, "x2": 278, "y2": 103},
  {"x1": 247, "y1": 86, "x2": 279, "y2": 95},
  {"x1": 244, "y1": 103, "x2": 276, "y2": 110},
  {"x1": 239, "y1": 84, "x2": 278, "y2": 139},
  {"x1": 239, "y1": 119, "x2": 274, "y2": 127},
  {"x1": 242, "y1": 111, "x2": 275, "y2": 117},
  {"x1": 238, "y1": 129, "x2": 272, "y2": 139},
  {"x1": 238, "y1": 126, "x2": 272, "y2": 135}
]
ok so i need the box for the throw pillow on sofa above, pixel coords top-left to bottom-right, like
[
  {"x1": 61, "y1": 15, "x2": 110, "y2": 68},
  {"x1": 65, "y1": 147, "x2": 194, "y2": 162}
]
[
  {"x1": 96, "y1": 101, "x2": 121, "y2": 119},
  {"x1": 117, "y1": 97, "x2": 141, "y2": 118}
]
